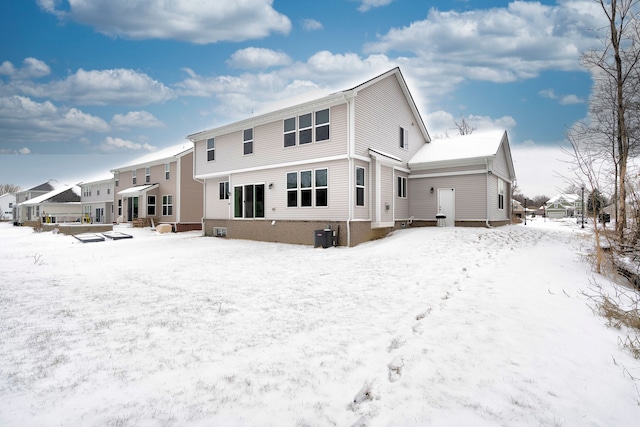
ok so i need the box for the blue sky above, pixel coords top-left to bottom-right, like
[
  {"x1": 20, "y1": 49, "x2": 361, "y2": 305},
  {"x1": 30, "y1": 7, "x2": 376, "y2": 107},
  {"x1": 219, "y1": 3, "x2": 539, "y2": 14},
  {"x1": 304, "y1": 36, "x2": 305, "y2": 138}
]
[{"x1": 0, "y1": 0, "x2": 608, "y2": 197}]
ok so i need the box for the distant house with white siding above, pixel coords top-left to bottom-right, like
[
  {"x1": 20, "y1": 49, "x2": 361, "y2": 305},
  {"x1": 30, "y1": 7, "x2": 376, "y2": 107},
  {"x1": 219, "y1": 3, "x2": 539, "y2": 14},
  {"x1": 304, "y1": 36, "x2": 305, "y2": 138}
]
[
  {"x1": 111, "y1": 144, "x2": 203, "y2": 231},
  {"x1": 187, "y1": 67, "x2": 516, "y2": 246},
  {"x1": 545, "y1": 194, "x2": 581, "y2": 219},
  {"x1": 79, "y1": 173, "x2": 114, "y2": 224},
  {"x1": 0, "y1": 193, "x2": 16, "y2": 221},
  {"x1": 14, "y1": 180, "x2": 71, "y2": 225}
]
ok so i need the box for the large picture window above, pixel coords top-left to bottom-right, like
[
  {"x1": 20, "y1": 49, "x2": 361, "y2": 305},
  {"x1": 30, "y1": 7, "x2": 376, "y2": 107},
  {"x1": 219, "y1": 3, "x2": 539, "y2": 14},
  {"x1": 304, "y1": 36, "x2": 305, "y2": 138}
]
[
  {"x1": 285, "y1": 109, "x2": 330, "y2": 147},
  {"x1": 287, "y1": 168, "x2": 328, "y2": 208},
  {"x1": 243, "y1": 129, "x2": 253, "y2": 155},
  {"x1": 207, "y1": 138, "x2": 215, "y2": 161},
  {"x1": 356, "y1": 167, "x2": 365, "y2": 207},
  {"x1": 234, "y1": 184, "x2": 265, "y2": 218}
]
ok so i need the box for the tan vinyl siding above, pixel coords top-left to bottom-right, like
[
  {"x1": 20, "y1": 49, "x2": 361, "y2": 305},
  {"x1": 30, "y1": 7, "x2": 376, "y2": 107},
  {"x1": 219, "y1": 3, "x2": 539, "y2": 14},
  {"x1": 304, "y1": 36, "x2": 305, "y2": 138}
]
[
  {"x1": 493, "y1": 141, "x2": 509, "y2": 179},
  {"x1": 380, "y1": 165, "x2": 394, "y2": 223},
  {"x1": 204, "y1": 159, "x2": 350, "y2": 221},
  {"x1": 178, "y1": 153, "x2": 203, "y2": 223},
  {"x1": 488, "y1": 175, "x2": 509, "y2": 221},
  {"x1": 194, "y1": 104, "x2": 348, "y2": 177},
  {"x1": 409, "y1": 174, "x2": 487, "y2": 220},
  {"x1": 354, "y1": 74, "x2": 426, "y2": 163}
]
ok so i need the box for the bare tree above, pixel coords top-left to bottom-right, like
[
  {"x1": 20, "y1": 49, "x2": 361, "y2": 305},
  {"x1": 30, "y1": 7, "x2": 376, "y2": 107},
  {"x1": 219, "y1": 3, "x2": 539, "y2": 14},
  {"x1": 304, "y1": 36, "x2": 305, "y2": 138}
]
[
  {"x1": 580, "y1": 0, "x2": 640, "y2": 242},
  {"x1": 454, "y1": 117, "x2": 475, "y2": 135},
  {"x1": 0, "y1": 184, "x2": 21, "y2": 195}
]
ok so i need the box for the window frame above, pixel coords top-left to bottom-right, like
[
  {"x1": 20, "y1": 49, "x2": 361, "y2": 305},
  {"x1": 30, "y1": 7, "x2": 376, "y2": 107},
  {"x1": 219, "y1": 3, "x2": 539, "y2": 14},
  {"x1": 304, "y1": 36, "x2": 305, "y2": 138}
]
[
  {"x1": 315, "y1": 109, "x2": 330, "y2": 142},
  {"x1": 115, "y1": 172, "x2": 119, "y2": 187},
  {"x1": 132, "y1": 170, "x2": 137, "y2": 185},
  {"x1": 243, "y1": 128, "x2": 254, "y2": 155},
  {"x1": 162, "y1": 194, "x2": 173, "y2": 216},
  {"x1": 145, "y1": 167, "x2": 151, "y2": 183},
  {"x1": 233, "y1": 183, "x2": 265, "y2": 219},
  {"x1": 284, "y1": 117, "x2": 296, "y2": 147},
  {"x1": 286, "y1": 168, "x2": 328, "y2": 208},
  {"x1": 147, "y1": 195, "x2": 156, "y2": 216},
  {"x1": 207, "y1": 138, "x2": 215, "y2": 162},
  {"x1": 219, "y1": 181, "x2": 229, "y2": 200},
  {"x1": 397, "y1": 176, "x2": 407, "y2": 198},
  {"x1": 165, "y1": 163, "x2": 170, "y2": 180},
  {"x1": 356, "y1": 166, "x2": 366, "y2": 207},
  {"x1": 399, "y1": 126, "x2": 409, "y2": 150},
  {"x1": 298, "y1": 113, "x2": 313, "y2": 145},
  {"x1": 498, "y1": 179, "x2": 505, "y2": 210}
]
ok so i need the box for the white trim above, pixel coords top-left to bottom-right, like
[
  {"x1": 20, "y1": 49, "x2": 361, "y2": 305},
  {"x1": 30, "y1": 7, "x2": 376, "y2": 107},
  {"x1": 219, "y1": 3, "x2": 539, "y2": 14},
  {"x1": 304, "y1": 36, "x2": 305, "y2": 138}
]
[
  {"x1": 408, "y1": 169, "x2": 486, "y2": 179},
  {"x1": 195, "y1": 154, "x2": 348, "y2": 180},
  {"x1": 117, "y1": 183, "x2": 159, "y2": 196},
  {"x1": 371, "y1": 221, "x2": 394, "y2": 229}
]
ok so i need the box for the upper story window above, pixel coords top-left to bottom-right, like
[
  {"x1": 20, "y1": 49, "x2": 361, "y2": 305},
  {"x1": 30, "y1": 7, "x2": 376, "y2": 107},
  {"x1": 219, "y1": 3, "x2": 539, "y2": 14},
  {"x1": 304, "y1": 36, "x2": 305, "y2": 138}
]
[
  {"x1": 356, "y1": 167, "x2": 365, "y2": 207},
  {"x1": 243, "y1": 129, "x2": 253, "y2": 155},
  {"x1": 115, "y1": 172, "x2": 119, "y2": 187},
  {"x1": 132, "y1": 170, "x2": 137, "y2": 185},
  {"x1": 207, "y1": 138, "x2": 215, "y2": 161},
  {"x1": 284, "y1": 118, "x2": 296, "y2": 147},
  {"x1": 165, "y1": 163, "x2": 170, "y2": 180},
  {"x1": 498, "y1": 179, "x2": 505, "y2": 210},
  {"x1": 315, "y1": 109, "x2": 330, "y2": 141},
  {"x1": 107, "y1": 186, "x2": 111, "y2": 195},
  {"x1": 145, "y1": 167, "x2": 151, "y2": 183},
  {"x1": 284, "y1": 108, "x2": 330, "y2": 148},
  {"x1": 400, "y1": 127, "x2": 409, "y2": 150}
]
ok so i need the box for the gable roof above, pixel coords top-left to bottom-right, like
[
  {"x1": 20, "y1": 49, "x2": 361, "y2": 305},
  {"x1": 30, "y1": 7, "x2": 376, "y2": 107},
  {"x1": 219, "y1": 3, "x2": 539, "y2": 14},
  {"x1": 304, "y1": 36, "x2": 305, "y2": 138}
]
[
  {"x1": 546, "y1": 194, "x2": 580, "y2": 205},
  {"x1": 186, "y1": 67, "x2": 430, "y2": 144},
  {"x1": 18, "y1": 179, "x2": 65, "y2": 194},
  {"x1": 111, "y1": 143, "x2": 192, "y2": 172},
  {"x1": 20, "y1": 185, "x2": 81, "y2": 206},
  {"x1": 409, "y1": 130, "x2": 515, "y2": 179}
]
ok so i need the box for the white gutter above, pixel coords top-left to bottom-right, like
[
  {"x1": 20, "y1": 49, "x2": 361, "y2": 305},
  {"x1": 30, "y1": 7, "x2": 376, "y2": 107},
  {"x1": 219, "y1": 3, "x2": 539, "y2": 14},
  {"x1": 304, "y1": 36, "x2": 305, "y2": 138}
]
[
  {"x1": 485, "y1": 158, "x2": 491, "y2": 228},
  {"x1": 345, "y1": 93, "x2": 356, "y2": 247}
]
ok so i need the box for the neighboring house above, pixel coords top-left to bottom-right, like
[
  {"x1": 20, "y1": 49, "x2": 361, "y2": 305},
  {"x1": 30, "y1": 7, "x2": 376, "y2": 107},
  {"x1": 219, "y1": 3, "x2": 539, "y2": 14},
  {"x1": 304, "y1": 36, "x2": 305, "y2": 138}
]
[
  {"x1": 0, "y1": 193, "x2": 16, "y2": 221},
  {"x1": 111, "y1": 144, "x2": 203, "y2": 231},
  {"x1": 408, "y1": 130, "x2": 516, "y2": 227},
  {"x1": 512, "y1": 199, "x2": 524, "y2": 219},
  {"x1": 187, "y1": 67, "x2": 516, "y2": 246},
  {"x1": 19, "y1": 184, "x2": 81, "y2": 226},
  {"x1": 545, "y1": 194, "x2": 581, "y2": 219},
  {"x1": 14, "y1": 180, "x2": 66, "y2": 225},
  {"x1": 79, "y1": 173, "x2": 115, "y2": 224}
]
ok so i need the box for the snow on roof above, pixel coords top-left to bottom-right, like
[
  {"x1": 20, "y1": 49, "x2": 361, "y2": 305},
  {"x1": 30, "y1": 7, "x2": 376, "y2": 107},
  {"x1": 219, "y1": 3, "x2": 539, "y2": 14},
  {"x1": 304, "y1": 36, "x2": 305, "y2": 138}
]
[
  {"x1": 113, "y1": 143, "x2": 192, "y2": 171},
  {"x1": 77, "y1": 172, "x2": 114, "y2": 185},
  {"x1": 22, "y1": 179, "x2": 66, "y2": 193},
  {"x1": 409, "y1": 130, "x2": 506, "y2": 166},
  {"x1": 546, "y1": 193, "x2": 580, "y2": 204},
  {"x1": 20, "y1": 184, "x2": 81, "y2": 206}
]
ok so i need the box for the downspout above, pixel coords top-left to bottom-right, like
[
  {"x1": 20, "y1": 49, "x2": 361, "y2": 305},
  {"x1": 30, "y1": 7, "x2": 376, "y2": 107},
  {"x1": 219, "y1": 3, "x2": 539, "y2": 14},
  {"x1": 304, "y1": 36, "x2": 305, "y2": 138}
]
[
  {"x1": 345, "y1": 93, "x2": 355, "y2": 247},
  {"x1": 176, "y1": 155, "x2": 181, "y2": 230},
  {"x1": 485, "y1": 158, "x2": 491, "y2": 228},
  {"x1": 190, "y1": 140, "x2": 206, "y2": 236}
]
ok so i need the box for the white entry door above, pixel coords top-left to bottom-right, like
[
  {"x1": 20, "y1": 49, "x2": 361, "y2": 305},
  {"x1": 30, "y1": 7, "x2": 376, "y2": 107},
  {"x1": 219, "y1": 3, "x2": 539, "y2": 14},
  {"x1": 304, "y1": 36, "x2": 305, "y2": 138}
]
[{"x1": 438, "y1": 188, "x2": 455, "y2": 227}]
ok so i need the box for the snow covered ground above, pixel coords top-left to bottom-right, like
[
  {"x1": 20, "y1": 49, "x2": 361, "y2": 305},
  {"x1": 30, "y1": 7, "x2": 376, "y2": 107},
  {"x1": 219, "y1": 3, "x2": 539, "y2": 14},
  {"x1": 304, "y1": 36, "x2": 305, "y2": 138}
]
[{"x1": 0, "y1": 219, "x2": 639, "y2": 426}]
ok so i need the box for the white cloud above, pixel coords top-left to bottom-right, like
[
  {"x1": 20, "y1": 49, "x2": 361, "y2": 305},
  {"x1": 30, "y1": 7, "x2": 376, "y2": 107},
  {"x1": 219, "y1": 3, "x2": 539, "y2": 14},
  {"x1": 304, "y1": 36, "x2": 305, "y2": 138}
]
[
  {"x1": 356, "y1": 0, "x2": 395, "y2": 12},
  {"x1": 559, "y1": 94, "x2": 584, "y2": 105},
  {"x1": 0, "y1": 58, "x2": 51, "y2": 80},
  {"x1": 99, "y1": 136, "x2": 157, "y2": 153},
  {"x1": 227, "y1": 48, "x2": 292, "y2": 69},
  {"x1": 0, "y1": 96, "x2": 110, "y2": 143},
  {"x1": 511, "y1": 142, "x2": 575, "y2": 198},
  {"x1": 39, "y1": 0, "x2": 291, "y2": 44},
  {"x1": 426, "y1": 110, "x2": 516, "y2": 137},
  {"x1": 15, "y1": 68, "x2": 174, "y2": 106},
  {"x1": 302, "y1": 19, "x2": 323, "y2": 31},
  {"x1": 111, "y1": 110, "x2": 164, "y2": 129},
  {"x1": 364, "y1": 0, "x2": 604, "y2": 83}
]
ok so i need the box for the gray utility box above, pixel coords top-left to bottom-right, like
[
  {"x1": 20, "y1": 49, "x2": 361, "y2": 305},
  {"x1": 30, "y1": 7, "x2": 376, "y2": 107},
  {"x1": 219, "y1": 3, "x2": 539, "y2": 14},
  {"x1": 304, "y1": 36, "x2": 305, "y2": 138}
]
[{"x1": 314, "y1": 228, "x2": 334, "y2": 248}]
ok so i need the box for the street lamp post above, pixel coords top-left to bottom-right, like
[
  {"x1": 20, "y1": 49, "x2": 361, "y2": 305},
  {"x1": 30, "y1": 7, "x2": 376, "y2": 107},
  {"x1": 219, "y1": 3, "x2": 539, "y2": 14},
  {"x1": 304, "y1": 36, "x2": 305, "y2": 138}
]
[
  {"x1": 581, "y1": 186, "x2": 584, "y2": 229},
  {"x1": 524, "y1": 198, "x2": 527, "y2": 226}
]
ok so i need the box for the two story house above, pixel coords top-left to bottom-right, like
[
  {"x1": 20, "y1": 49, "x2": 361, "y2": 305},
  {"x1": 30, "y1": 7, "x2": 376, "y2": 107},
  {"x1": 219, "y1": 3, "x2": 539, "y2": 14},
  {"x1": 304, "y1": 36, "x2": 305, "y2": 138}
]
[
  {"x1": 545, "y1": 194, "x2": 581, "y2": 219},
  {"x1": 14, "y1": 180, "x2": 75, "y2": 226},
  {"x1": 187, "y1": 67, "x2": 515, "y2": 246},
  {"x1": 111, "y1": 144, "x2": 203, "y2": 231},
  {"x1": 0, "y1": 192, "x2": 16, "y2": 221},
  {"x1": 79, "y1": 173, "x2": 115, "y2": 224}
]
